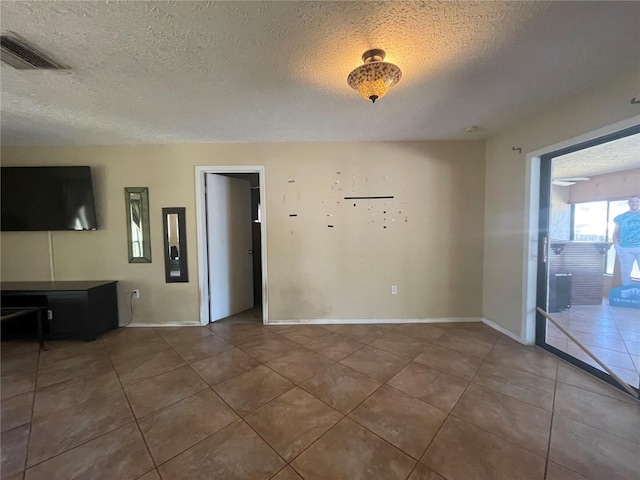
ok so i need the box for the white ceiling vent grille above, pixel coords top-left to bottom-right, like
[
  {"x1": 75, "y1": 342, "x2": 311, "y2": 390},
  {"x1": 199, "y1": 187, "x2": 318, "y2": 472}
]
[{"x1": 1, "y1": 34, "x2": 67, "y2": 70}]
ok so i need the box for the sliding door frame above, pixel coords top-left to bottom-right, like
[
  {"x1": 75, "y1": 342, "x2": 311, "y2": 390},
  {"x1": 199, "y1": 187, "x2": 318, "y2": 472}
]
[{"x1": 534, "y1": 124, "x2": 640, "y2": 393}]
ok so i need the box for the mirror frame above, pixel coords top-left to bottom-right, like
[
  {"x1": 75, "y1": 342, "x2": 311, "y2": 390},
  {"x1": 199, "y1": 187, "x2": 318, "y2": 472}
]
[
  {"x1": 162, "y1": 207, "x2": 189, "y2": 283},
  {"x1": 125, "y1": 187, "x2": 152, "y2": 263}
]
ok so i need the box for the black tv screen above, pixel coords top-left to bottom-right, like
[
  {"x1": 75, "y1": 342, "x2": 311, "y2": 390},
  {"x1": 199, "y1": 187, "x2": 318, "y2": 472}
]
[{"x1": 1, "y1": 166, "x2": 98, "y2": 231}]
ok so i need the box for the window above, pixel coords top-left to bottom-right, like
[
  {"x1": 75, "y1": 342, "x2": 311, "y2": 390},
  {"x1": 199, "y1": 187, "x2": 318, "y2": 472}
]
[
  {"x1": 573, "y1": 199, "x2": 640, "y2": 279},
  {"x1": 573, "y1": 201, "x2": 607, "y2": 241}
]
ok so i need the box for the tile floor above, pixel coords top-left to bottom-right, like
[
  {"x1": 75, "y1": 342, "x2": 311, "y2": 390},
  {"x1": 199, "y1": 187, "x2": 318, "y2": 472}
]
[
  {"x1": 546, "y1": 302, "x2": 640, "y2": 387},
  {"x1": 2, "y1": 311, "x2": 639, "y2": 480}
]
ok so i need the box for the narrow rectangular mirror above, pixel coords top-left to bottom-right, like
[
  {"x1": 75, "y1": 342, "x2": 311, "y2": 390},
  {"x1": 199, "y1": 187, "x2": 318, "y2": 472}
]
[
  {"x1": 125, "y1": 187, "x2": 151, "y2": 263},
  {"x1": 162, "y1": 207, "x2": 188, "y2": 283}
]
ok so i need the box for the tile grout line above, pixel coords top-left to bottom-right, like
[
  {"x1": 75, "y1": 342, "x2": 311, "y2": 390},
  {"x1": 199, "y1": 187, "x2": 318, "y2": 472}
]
[
  {"x1": 103, "y1": 339, "x2": 158, "y2": 475},
  {"x1": 415, "y1": 345, "x2": 489, "y2": 479},
  {"x1": 21, "y1": 343, "x2": 42, "y2": 478},
  {"x1": 544, "y1": 364, "x2": 559, "y2": 480}
]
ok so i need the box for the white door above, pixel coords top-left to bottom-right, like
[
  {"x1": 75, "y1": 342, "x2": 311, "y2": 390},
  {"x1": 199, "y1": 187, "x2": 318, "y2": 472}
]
[{"x1": 205, "y1": 174, "x2": 254, "y2": 322}]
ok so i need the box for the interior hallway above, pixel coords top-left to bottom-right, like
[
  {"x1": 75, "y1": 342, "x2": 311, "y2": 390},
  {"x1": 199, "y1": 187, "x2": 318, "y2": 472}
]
[{"x1": 1, "y1": 320, "x2": 638, "y2": 480}]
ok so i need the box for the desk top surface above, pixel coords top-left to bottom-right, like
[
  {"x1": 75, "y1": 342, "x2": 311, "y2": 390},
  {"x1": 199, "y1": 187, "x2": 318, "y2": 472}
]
[{"x1": 1, "y1": 281, "x2": 117, "y2": 292}]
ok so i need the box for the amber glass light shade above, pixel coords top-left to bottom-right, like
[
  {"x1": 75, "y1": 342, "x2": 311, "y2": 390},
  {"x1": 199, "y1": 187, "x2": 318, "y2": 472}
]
[{"x1": 347, "y1": 49, "x2": 402, "y2": 103}]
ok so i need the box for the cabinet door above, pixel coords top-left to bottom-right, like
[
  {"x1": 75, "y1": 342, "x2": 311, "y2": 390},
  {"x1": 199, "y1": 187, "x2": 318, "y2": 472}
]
[{"x1": 46, "y1": 293, "x2": 89, "y2": 339}]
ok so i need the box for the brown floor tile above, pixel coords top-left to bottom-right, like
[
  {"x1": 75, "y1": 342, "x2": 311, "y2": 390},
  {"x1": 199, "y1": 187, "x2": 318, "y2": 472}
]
[
  {"x1": 407, "y1": 463, "x2": 447, "y2": 480},
  {"x1": 154, "y1": 326, "x2": 214, "y2": 347},
  {"x1": 33, "y1": 368, "x2": 121, "y2": 419},
  {"x1": 392, "y1": 324, "x2": 446, "y2": 342},
  {"x1": 124, "y1": 365, "x2": 207, "y2": 418},
  {"x1": 37, "y1": 340, "x2": 106, "y2": 368},
  {"x1": 272, "y1": 466, "x2": 303, "y2": 480},
  {"x1": 35, "y1": 352, "x2": 112, "y2": 389},
  {"x1": 105, "y1": 335, "x2": 171, "y2": 365},
  {"x1": 111, "y1": 348, "x2": 186, "y2": 387},
  {"x1": 138, "y1": 389, "x2": 238, "y2": 464},
  {"x1": 452, "y1": 384, "x2": 552, "y2": 457},
  {"x1": 24, "y1": 422, "x2": 154, "y2": 480},
  {"x1": 215, "y1": 326, "x2": 272, "y2": 346},
  {"x1": 301, "y1": 363, "x2": 381, "y2": 414},
  {"x1": 239, "y1": 335, "x2": 301, "y2": 363},
  {"x1": 369, "y1": 332, "x2": 428, "y2": 359},
  {"x1": 190, "y1": 348, "x2": 260, "y2": 386},
  {"x1": 350, "y1": 385, "x2": 447, "y2": 459},
  {"x1": 266, "y1": 346, "x2": 334, "y2": 384},
  {"x1": 101, "y1": 326, "x2": 160, "y2": 346},
  {"x1": 3, "y1": 321, "x2": 636, "y2": 480},
  {"x1": 556, "y1": 362, "x2": 637, "y2": 404},
  {"x1": 326, "y1": 324, "x2": 388, "y2": 344},
  {"x1": 1, "y1": 424, "x2": 30, "y2": 478},
  {"x1": 305, "y1": 333, "x2": 365, "y2": 361},
  {"x1": 1, "y1": 341, "x2": 39, "y2": 358},
  {"x1": 291, "y1": 417, "x2": 415, "y2": 480},
  {"x1": 137, "y1": 470, "x2": 161, "y2": 480},
  {"x1": 387, "y1": 362, "x2": 469, "y2": 412},
  {"x1": 435, "y1": 331, "x2": 495, "y2": 358},
  {"x1": 27, "y1": 389, "x2": 134, "y2": 467},
  {"x1": 158, "y1": 420, "x2": 285, "y2": 480},
  {"x1": 1, "y1": 392, "x2": 33, "y2": 433},
  {"x1": 172, "y1": 335, "x2": 235, "y2": 363},
  {"x1": 422, "y1": 416, "x2": 545, "y2": 480},
  {"x1": 1, "y1": 351, "x2": 38, "y2": 378},
  {"x1": 268, "y1": 325, "x2": 332, "y2": 345},
  {"x1": 472, "y1": 361, "x2": 556, "y2": 410},
  {"x1": 554, "y1": 382, "x2": 640, "y2": 443},
  {"x1": 213, "y1": 365, "x2": 294, "y2": 416},
  {"x1": 340, "y1": 345, "x2": 409, "y2": 382},
  {"x1": 1, "y1": 371, "x2": 36, "y2": 400},
  {"x1": 4, "y1": 472, "x2": 25, "y2": 480},
  {"x1": 245, "y1": 387, "x2": 342, "y2": 461},
  {"x1": 414, "y1": 344, "x2": 483, "y2": 380},
  {"x1": 486, "y1": 343, "x2": 558, "y2": 380},
  {"x1": 549, "y1": 415, "x2": 639, "y2": 480},
  {"x1": 545, "y1": 462, "x2": 590, "y2": 480}
]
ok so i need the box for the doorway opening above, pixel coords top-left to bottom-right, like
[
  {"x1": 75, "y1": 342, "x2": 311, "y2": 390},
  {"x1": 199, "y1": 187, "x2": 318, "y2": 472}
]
[
  {"x1": 535, "y1": 125, "x2": 640, "y2": 393},
  {"x1": 195, "y1": 166, "x2": 268, "y2": 326}
]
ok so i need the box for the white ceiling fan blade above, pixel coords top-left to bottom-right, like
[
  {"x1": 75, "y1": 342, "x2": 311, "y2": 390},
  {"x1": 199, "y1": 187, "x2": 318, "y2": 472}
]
[
  {"x1": 552, "y1": 180, "x2": 576, "y2": 186},
  {"x1": 554, "y1": 177, "x2": 590, "y2": 182}
]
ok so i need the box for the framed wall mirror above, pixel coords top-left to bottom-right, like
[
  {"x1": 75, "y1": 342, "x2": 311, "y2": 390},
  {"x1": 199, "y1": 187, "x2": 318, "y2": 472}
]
[
  {"x1": 162, "y1": 207, "x2": 189, "y2": 283},
  {"x1": 125, "y1": 187, "x2": 151, "y2": 263}
]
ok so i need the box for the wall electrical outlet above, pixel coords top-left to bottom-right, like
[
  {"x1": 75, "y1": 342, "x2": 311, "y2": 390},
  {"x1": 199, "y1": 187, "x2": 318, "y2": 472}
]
[
  {"x1": 132, "y1": 289, "x2": 140, "y2": 299},
  {"x1": 391, "y1": 285, "x2": 397, "y2": 295},
  {"x1": 47, "y1": 309, "x2": 53, "y2": 320}
]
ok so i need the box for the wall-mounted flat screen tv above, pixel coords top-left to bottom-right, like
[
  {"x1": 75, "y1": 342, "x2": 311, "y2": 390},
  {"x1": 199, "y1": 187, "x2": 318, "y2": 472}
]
[{"x1": 1, "y1": 166, "x2": 98, "y2": 231}]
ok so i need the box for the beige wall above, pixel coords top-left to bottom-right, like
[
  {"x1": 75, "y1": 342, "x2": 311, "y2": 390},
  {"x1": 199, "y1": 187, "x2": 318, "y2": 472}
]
[
  {"x1": 1, "y1": 141, "x2": 485, "y2": 325},
  {"x1": 570, "y1": 168, "x2": 640, "y2": 204},
  {"x1": 483, "y1": 67, "x2": 640, "y2": 339}
]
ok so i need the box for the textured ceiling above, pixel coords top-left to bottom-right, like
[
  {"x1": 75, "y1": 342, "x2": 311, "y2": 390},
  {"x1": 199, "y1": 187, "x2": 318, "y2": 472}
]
[
  {"x1": 553, "y1": 133, "x2": 640, "y2": 179},
  {"x1": 1, "y1": 1, "x2": 639, "y2": 145}
]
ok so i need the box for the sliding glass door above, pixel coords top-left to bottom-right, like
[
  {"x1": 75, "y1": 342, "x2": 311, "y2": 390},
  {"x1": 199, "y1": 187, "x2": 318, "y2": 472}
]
[{"x1": 536, "y1": 125, "x2": 640, "y2": 394}]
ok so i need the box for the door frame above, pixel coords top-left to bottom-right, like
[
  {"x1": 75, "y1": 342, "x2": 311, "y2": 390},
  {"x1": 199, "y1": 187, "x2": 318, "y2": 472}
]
[
  {"x1": 523, "y1": 116, "x2": 639, "y2": 345},
  {"x1": 194, "y1": 166, "x2": 268, "y2": 326},
  {"x1": 523, "y1": 119, "x2": 639, "y2": 391}
]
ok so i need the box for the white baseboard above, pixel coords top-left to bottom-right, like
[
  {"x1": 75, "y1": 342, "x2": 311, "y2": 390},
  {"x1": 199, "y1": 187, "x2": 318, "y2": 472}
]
[
  {"x1": 481, "y1": 318, "x2": 530, "y2": 345},
  {"x1": 125, "y1": 322, "x2": 202, "y2": 328},
  {"x1": 266, "y1": 317, "x2": 483, "y2": 325}
]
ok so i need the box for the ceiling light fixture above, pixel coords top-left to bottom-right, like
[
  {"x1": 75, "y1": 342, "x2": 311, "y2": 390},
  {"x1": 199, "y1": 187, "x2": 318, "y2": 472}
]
[{"x1": 347, "y1": 49, "x2": 402, "y2": 103}]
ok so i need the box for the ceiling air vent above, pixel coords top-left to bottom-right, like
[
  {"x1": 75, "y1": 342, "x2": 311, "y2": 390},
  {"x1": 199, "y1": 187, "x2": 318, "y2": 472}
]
[{"x1": 1, "y1": 34, "x2": 67, "y2": 70}]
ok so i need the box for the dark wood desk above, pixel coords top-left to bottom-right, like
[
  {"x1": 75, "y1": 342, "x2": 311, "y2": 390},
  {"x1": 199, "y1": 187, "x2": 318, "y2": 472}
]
[{"x1": 1, "y1": 281, "x2": 119, "y2": 341}]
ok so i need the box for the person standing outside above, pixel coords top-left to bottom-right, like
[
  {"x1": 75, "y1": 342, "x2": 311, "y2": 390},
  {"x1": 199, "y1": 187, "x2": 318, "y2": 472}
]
[{"x1": 613, "y1": 195, "x2": 640, "y2": 286}]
